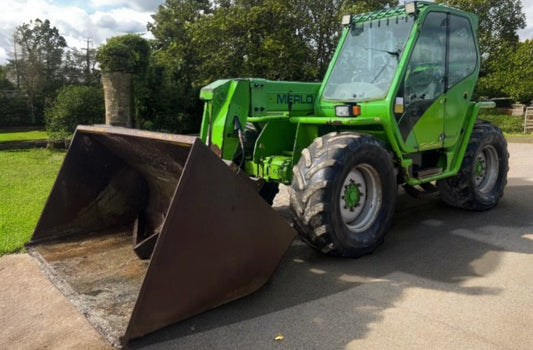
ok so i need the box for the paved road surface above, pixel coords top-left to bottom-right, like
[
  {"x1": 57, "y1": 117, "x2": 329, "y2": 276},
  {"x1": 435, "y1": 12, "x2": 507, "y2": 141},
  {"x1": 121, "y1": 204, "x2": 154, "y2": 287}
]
[{"x1": 1, "y1": 143, "x2": 532, "y2": 349}]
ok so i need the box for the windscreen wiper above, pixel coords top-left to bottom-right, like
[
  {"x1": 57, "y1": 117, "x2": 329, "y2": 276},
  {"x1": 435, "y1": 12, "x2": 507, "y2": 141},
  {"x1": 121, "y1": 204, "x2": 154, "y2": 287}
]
[{"x1": 364, "y1": 47, "x2": 401, "y2": 60}]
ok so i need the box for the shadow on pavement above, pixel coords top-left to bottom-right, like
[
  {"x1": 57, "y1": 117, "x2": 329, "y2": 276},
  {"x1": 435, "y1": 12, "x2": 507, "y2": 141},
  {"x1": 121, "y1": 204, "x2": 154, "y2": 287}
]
[{"x1": 129, "y1": 182, "x2": 533, "y2": 349}]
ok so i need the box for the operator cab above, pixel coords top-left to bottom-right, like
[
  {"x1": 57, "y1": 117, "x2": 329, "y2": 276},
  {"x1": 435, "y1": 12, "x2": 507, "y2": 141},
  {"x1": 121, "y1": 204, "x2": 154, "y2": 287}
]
[
  {"x1": 323, "y1": 14, "x2": 413, "y2": 102},
  {"x1": 322, "y1": 2, "x2": 479, "y2": 153}
]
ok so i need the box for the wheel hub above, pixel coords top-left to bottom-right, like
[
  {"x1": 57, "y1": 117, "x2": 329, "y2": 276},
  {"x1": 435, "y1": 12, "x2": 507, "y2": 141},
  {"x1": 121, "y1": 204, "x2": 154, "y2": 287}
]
[
  {"x1": 343, "y1": 181, "x2": 361, "y2": 210},
  {"x1": 475, "y1": 157, "x2": 485, "y2": 178},
  {"x1": 339, "y1": 164, "x2": 382, "y2": 232}
]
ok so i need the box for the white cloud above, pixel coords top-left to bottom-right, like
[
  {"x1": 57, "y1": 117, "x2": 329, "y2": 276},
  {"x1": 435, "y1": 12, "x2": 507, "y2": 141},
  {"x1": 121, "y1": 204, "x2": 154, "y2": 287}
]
[
  {"x1": 519, "y1": 0, "x2": 533, "y2": 40},
  {"x1": 90, "y1": 0, "x2": 162, "y2": 12},
  {"x1": 0, "y1": 0, "x2": 164, "y2": 64}
]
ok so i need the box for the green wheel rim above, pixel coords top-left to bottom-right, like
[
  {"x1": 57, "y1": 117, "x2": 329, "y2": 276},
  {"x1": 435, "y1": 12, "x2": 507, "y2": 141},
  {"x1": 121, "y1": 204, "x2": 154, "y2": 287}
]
[
  {"x1": 339, "y1": 164, "x2": 382, "y2": 232},
  {"x1": 474, "y1": 145, "x2": 499, "y2": 194}
]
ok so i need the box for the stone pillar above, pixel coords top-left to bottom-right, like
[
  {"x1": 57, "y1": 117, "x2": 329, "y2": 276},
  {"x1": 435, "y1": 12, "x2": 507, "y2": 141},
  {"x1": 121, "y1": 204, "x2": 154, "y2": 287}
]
[{"x1": 101, "y1": 71, "x2": 133, "y2": 127}]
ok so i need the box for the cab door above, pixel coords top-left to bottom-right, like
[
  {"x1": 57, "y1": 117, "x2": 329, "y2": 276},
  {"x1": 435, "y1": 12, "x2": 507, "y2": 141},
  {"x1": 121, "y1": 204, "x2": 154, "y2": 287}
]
[
  {"x1": 442, "y1": 14, "x2": 478, "y2": 148},
  {"x1": 394, "y1": 11, "x2": 479, "y2": 152},
  {"x1": 395, "y1": 12, "x2": 447, "y2": 152}
]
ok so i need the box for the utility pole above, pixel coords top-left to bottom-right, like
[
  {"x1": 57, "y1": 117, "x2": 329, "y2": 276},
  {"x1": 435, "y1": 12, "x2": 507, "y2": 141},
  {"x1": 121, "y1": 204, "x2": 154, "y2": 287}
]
[{"x1": 82, "y1": 38, "x2": 93, "y2": 85}]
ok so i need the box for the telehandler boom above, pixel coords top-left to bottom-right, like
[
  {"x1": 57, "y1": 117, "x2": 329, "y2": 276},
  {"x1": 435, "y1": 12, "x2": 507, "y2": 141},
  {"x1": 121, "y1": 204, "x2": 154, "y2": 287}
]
[{"x1": 27, "y1": 1, "x2": 508, "y2": 346}]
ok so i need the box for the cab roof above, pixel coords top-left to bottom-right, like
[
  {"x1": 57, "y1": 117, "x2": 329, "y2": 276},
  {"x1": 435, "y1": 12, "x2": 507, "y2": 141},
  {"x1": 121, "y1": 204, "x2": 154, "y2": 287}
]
[{"x1": 352, "y1": 2, "x2": 449, "y2": 23}]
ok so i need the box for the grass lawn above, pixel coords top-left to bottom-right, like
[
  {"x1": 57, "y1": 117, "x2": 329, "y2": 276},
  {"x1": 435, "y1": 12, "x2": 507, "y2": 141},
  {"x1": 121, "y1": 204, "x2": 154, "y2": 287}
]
[
  {"x1": 0, "y1": 149, "x2": 64, "y2": 256},
  {"x1": 0, "y1": 128, "x2": 48, "y2": 142}
]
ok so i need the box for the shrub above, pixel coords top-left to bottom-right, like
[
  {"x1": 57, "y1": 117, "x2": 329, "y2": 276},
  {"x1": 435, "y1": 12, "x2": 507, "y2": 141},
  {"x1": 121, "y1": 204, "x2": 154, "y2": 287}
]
[{"x1": 45, "y1": 85, "x2": 105, "y2": 142}]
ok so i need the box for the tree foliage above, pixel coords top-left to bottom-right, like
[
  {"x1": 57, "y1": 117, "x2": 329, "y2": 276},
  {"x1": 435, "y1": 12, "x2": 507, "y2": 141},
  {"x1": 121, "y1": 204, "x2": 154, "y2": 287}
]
[
  {"x1": 96, "y1": 34, "x2": 151, "y2": 74},
  {"x1": 0, "y1": 66, "x2": 30, "y2": 127},
  {"x1": 61, "y1": 47, "x2": 100, "y2": 86},
  {"x1": 477, "y1": 40, "x2": 533, "y2": 103},
  {"x1": 188, "y1": 0, "x2": 312, "y2": 84}
]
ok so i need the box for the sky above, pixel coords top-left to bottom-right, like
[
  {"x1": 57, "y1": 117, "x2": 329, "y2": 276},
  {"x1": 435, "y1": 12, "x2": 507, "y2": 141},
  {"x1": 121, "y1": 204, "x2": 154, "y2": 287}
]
[
  {"x1": 0, "y1": 0, "x2": 532, "y2": 65},
  {"x1": 0, "y1": 0, "x2": 166, "y2": 64}
]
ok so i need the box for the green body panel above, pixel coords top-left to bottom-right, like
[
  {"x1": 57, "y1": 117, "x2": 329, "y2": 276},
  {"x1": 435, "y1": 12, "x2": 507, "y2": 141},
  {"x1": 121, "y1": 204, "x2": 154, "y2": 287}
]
[
  {"x1": 443, "y1": 77, "x2": 479, "y2": 148},
  {"x1": 199, "y1": 2, "x2": 482, "y2": 187},
  {"x1": 200, "y1": 79, "x2": 250, "y2": 159},
  {"x1": 248, "y1": 79, "x2": 321, "y2": 117},
  {"x1": 408, "y1": 95, "x2": 446, "y2": 151}
]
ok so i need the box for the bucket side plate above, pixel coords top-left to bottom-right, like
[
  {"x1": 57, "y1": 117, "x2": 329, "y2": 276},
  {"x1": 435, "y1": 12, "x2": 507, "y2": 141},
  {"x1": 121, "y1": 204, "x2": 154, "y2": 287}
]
[{"x1": 124, "y1": 138, "x2": 296, "y2": 341}]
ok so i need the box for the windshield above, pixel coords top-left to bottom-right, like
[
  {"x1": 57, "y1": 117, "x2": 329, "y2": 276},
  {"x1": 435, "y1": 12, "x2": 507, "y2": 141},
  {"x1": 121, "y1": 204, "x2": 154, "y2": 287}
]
[{"x1": 323, "y1": 16, "x2": 414, "y2": 102}]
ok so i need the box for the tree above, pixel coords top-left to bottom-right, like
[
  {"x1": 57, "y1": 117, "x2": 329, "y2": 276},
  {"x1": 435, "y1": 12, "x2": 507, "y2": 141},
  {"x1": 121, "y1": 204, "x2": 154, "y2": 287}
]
[
  {"x1": 148, "y1": 0, "x2": 212, "y2": 127},
  {"x1": 478, "y1": 40, "x2": 533, "y2": 103},
  {"x1": 61, "y1": 46, "x2": 100, "y2": 86},
  {"x1": 8, "y1": 19, "x2": 67, "y2": 124},
  {"x1": 188, "y1": 0, "x2": 313, "y2": 84},
  {"x1": 506, "y1": 40, "x2": 533, "y2": 103},
  {"x1": 150, "y1": 0, "x2": 400, "y2": 83}
]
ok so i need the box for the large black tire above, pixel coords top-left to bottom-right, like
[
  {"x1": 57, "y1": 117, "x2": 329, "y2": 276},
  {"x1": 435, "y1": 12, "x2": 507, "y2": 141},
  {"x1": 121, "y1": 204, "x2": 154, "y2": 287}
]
[
  {"x1": 290, "y1": 132, "x2": 397, "y2": 257},
  {"x1": 437, "y1": 121, "x2": 509, "y2": 210}
]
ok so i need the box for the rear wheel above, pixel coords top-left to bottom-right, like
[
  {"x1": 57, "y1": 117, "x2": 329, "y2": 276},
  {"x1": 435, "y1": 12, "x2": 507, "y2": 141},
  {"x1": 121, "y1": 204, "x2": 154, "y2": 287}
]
[
  {"x1": 290, "y1": 132, "x2": 396, "y2": 257},
  {"x1": 437, "y1": 121, "x2": 508, "y2": 210}
]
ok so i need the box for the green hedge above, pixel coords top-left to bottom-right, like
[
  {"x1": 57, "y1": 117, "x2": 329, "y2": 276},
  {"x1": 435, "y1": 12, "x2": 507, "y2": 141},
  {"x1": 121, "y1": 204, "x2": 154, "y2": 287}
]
[{"x1": 0, "y1": 93, "x2": 32, "y2": 127}]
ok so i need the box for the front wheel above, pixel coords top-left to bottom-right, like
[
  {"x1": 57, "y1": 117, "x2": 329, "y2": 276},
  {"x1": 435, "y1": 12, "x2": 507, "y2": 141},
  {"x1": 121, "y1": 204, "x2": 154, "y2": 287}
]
[
  {"x1": 437, "y1": 121, "x2": 509, "y2": 210},
  {"x1": 290, "y1": 132, "x2": 397, "y2": 257}
]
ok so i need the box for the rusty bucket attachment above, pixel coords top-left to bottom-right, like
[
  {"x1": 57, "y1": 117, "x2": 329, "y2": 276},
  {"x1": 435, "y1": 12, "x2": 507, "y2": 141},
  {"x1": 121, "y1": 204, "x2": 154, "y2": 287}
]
[{"x1": 26, "y1": 125, "x2": 295, "y2": 346}]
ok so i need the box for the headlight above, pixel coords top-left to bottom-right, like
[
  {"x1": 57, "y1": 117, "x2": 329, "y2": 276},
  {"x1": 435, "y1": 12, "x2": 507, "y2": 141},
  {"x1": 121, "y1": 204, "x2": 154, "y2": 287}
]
[{"x1": 335, "y1": 105, "x2": 361, "y2": 117}]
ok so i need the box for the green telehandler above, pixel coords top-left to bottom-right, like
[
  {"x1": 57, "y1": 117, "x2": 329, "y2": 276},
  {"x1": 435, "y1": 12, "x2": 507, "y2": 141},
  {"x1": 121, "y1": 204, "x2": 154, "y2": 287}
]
[
  {"x1": 27, "y1": 1, "x2": 508, "y2": 346},
  {"x1": 198, "y1": 1, "x2": 508, "y2": 256}
]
